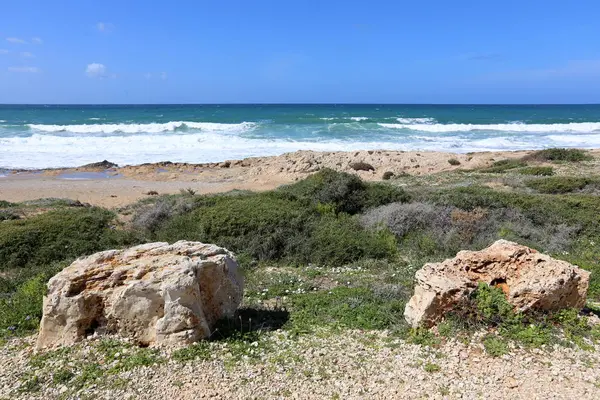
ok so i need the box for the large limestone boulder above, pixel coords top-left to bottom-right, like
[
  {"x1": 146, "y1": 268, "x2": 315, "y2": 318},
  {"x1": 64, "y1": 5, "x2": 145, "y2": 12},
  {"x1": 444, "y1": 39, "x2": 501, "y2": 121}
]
[
  {"x1": 404, "y1": 240, "x2": 590, "y2": 328},
  {"x1": 36, "y1": 241, "x2": 244, "y2": 349}
]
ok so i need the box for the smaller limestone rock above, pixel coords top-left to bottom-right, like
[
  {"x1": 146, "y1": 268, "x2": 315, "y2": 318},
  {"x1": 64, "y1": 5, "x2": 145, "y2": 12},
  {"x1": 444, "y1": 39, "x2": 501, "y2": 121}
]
[
  {"x1": 36, "y1": 241, "x2": 244, "y2": 349},
  {"x1": 404, "y1": 240, "x2": 590, "y2": 327}
]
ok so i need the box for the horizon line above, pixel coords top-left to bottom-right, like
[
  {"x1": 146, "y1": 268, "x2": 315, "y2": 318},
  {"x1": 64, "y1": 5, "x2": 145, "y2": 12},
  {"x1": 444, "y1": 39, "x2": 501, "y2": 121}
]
[{"x1": 1, "y1": 102, "x2": 600, "y2": 106}]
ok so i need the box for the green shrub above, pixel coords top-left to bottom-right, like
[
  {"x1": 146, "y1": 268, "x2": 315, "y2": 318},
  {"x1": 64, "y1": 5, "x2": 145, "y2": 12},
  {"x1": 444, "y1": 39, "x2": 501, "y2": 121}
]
[
  {"x1": 479, "y1": 159, "x2": 527, "y2": 173},
  {"x1": 278, "y1": 168, "x2": 409, "y2": 214},
  {"x1": 0, "y1": 207, "x2": 135, "y2": 272},
  {"x1": 524, "y1": 148, "x2": 592, "y2": 162},
  {"x1": 382, "y1": 171, "x2": 395, "y2": 180},
  {"x1": 526, "y1": 177, "x2": 591, "y2": 194},
  {"x1": 0, "y1": 210, "x2": 20, "y2": 221},
  {"x1": 349, "y1": 162, "x2": 375, "y2": 172},
  {"x1": 302, "y1": 214, "x2": 397, "y2": 266},
  {"x1": 448, "y1": 158, "x2": 461, "y2": 166},
  {"x1": 157, "y1": 193, "x2": 396, "y2": 266},
  {"x1": 483, "y1": 335, "x2": 509, "y2": 357},
  {"x1": 156, "y1": 193, "x2": 315, "y2": 261},
  {"x1": 517, "y1": 166, "x2": 554, "y2": 176}
]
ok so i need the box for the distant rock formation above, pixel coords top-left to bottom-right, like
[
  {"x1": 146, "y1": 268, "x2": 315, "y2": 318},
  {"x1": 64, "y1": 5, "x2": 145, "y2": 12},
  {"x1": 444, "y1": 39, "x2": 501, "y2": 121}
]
[
  {"x1": 404, "y1": 240, "x2": 590, "y2": 327},
  {"x1": 36, "y1": 241, "x2": 243, "y2": 349},
  {"x1": 79, "y1": 160, "x2": 118, "y2": 169}
]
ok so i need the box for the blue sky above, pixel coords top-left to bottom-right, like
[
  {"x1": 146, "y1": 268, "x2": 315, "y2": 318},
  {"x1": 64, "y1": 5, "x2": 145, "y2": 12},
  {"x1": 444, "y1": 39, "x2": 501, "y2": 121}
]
[{"x1": 1, "y1": 0, "x2": 600, "y2": 104}]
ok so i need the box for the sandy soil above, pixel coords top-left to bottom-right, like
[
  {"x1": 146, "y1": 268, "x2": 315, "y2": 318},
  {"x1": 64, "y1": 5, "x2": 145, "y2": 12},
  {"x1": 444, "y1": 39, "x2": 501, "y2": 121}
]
[{"x1": 0, "y1": 148, "x2": 562, "y2": 208}]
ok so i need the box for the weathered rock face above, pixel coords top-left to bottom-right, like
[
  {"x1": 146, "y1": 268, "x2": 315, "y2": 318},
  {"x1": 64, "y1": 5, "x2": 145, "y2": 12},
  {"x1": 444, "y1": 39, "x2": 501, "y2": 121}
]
[
  {"x1": 36, "y1": 241, "x2": 244, "y2": 349},
  {"x1": 404, "y1": 240, "x2": 590, "y2": 328}
]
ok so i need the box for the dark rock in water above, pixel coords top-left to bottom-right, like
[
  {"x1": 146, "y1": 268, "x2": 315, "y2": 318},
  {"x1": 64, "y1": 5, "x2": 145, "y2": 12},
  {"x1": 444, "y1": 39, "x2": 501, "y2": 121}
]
[{"x1": 79, "y1": 160, "x2": 118, "y2": 169}]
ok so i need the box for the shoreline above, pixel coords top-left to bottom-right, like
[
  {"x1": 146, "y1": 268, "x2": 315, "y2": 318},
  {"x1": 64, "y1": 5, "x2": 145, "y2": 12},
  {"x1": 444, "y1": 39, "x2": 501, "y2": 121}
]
[{"x1": 1, "y1": 148, "x2": 599, "y2": 208}]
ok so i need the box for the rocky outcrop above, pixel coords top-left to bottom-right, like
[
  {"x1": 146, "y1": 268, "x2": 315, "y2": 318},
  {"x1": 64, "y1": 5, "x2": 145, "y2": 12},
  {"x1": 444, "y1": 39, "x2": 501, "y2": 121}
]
[
  {"x1": 36, "y1": 241, "x2": 244, "y2": 349},
  {"x1": 404, "y1": 240, "x2": 590, "y2": 327}
]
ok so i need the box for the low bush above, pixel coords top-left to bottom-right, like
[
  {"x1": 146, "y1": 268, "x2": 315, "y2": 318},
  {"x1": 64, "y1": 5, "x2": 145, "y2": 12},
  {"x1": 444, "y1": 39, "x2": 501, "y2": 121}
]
[
  {"x1": 301, "y1": 214, "x2": 397, "y2": 266},
  {"x1": 349, "y1": 162, "x2": 375, "y2": 172},
  {"x1": 517, "y1": 166, "x2": 554, "y2": 176},
  {"x1": 524, "y1": 148, "x2": 592, "y2": 162},
  {"x1": 382, "y1": 171, "x2": 395, "y2": 180},
  {"x1": 0, "y1": 210, "x2": 20, "y2": 221},
  {"x1": 447, "y1": 158, "x2": 461, "y2": 166},
  {"x1": 526, "y1": 176, "x2": 591, "y2": 194},
  {"x1": 361, "y1": 201, "x2": 577, "y2": 258},
  {"x1": 278, "y1": 168, "x2": 409, "y2": 214},
  {"x1": 479, "y1": 159, "x2": 527, "y2": 173},
  {"x1": 0, "y1": 207, "x2": 135, "y2": 272},
  {"x1": 156, "y1": 192, "x2": 397, "y2": 265}
]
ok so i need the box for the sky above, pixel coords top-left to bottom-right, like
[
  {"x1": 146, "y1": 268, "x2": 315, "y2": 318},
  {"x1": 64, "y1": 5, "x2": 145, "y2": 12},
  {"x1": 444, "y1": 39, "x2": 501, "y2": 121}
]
[{"x1": 1, "y1": 0, "x2": 600, "y2": 104}]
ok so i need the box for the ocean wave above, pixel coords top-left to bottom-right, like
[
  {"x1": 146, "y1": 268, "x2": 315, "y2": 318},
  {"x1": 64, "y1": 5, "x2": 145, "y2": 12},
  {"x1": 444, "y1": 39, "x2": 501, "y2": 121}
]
[
  {"x1": 26, "y1": 121, "x2": 256, "y2": 134},
  {"x1": 396, "y1": 117, "x2": 436, "y2": 124},
  {"x1": 379, "y1": 122, "x2": 600, "y2": 133},
  {"x1": 320, "y1": 117, "x2": 370, "y2": 122},
  {"x1": 1, "y1": 129, "x2": 598, "y2": 169}
]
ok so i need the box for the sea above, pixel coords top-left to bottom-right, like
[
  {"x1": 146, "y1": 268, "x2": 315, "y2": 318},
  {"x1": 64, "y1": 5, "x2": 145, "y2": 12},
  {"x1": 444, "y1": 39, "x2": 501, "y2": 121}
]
[{"x1": 1, "y1": 104, "x2": 600, "y2": 169}]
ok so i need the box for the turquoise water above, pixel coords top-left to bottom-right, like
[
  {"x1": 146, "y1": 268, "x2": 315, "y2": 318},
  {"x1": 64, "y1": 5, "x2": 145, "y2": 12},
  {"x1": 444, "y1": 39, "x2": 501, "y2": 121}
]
[{"x1": 1, "y1": 104, "x2": 599, "y2": 169}]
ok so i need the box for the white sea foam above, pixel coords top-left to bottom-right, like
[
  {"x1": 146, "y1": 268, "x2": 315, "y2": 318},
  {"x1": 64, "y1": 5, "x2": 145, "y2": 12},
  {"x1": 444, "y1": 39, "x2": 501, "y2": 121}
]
[
  {"x1": 1, "y1": 128, "x2": 598, "y2": 169},
  {"x1": 350, "y1": 117, "x2": 369, "y2": 121},
  {"x1": 379, "y1": 122, "x2": 600, "y2": 133},
  {"x1": 396, "y1": 117, "x2": 436, "y2": 124},
  {"x1": 27, "y1": 121, "x2": 256, "y2": 134}
]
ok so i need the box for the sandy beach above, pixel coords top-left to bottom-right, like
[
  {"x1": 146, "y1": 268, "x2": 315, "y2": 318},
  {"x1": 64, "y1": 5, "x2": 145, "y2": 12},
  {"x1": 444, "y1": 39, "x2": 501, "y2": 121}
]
[{"x1": 2, "y1": 148, "x2": 579, "y2": 208}]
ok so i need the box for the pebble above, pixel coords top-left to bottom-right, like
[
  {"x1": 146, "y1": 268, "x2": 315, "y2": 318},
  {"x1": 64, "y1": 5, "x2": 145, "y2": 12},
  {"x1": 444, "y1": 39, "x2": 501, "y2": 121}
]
[{"x1": 1, "y1": 332, "x2": 600, "y2": 399}]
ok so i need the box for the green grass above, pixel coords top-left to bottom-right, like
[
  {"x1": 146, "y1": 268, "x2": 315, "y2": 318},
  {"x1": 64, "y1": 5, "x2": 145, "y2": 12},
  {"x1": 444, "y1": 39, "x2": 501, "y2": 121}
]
[
  {"x1": 286, "y1": 287, "x2": 406, "y2": 334},
  {"x1": 423, "y1": 362, "x2": 441, "y2": 373}
]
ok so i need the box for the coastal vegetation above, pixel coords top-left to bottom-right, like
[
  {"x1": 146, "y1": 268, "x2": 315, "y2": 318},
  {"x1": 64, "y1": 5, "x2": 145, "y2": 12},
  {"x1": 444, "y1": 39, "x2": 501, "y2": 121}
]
[{"x1": 1, "y1": 149, "x2": 600, "y2": 368}]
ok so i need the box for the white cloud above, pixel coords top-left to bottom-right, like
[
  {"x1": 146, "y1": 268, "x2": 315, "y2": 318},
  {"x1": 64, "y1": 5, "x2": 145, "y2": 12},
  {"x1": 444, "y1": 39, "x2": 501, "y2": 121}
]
[
  {"x1": 160, "y1": 72, "x2": 167, "y2": 80},
  {"x1": 20, "y1": 52, "x2": 34, "y2": 58},
  {"x1": 8, "y1": 66, "x2": 40, "y2": 73},
  {"x1": 144, "y1": 73, "x2": 152, "y2": 80},
  {"x1": 86, "y1": 63, "x2": 108, "y2": 78},
  {"x1": 0, "y1": 49, "x2": 8, "y2": 54},
  {"x1": 6, "y1": 37, "x2": 27, "y2": 44},
  {"x1": 96, "y1": 22, "x2": 114, "y2": 33},
  {"x1": 31, "y1": 37, "x2": 43, "y2": 45}
]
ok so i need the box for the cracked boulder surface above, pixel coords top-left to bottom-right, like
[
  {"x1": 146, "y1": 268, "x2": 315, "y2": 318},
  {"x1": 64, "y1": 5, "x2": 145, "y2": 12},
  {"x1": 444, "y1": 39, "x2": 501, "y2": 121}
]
[
  {"x1": 404, "y1": 239, "x2": 590, "y2": 327},
  {"x1": 36, "y1": 241, "x2": 243, "y2": 349}
]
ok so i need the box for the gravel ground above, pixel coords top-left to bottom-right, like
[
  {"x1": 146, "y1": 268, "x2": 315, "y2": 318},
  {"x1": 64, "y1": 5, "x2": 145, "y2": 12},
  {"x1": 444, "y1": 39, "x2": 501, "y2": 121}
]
[{"x1": 1, "y1": 330, "x2": 599, "y2": 400}]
